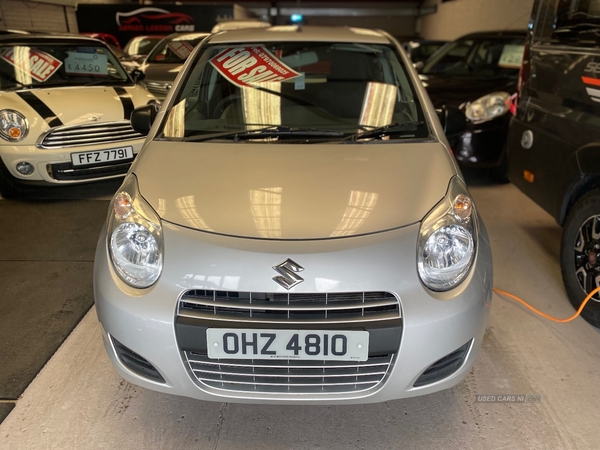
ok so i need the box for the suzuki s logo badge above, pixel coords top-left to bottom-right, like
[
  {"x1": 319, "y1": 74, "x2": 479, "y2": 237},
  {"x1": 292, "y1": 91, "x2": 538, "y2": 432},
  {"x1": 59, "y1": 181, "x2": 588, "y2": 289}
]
[{"x1": 272, "y1": 259, "x2": 304, "y2": 290}]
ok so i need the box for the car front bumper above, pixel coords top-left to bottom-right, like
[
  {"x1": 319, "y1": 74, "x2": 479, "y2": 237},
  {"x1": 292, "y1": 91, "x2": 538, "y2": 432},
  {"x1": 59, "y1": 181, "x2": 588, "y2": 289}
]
[
  {"x1": 0, "y1": 138, "x2": 145, "y2": 185},
  {"x1": 448, "y1": 115, "x2": 511, "y2": 168},
  {"x1": 94, "y1": 220, "x2": 493, "y2": 405}
]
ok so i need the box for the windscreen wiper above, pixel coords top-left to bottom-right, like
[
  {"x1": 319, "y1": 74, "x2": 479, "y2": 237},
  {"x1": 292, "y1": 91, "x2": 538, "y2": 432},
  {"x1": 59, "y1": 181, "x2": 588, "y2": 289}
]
[
  {"x1": 344, "y1": 121, "x2": 425, "y2": 141},
  {"x1": 181, "y1": 126, "x2": 345, "y2": 142}
]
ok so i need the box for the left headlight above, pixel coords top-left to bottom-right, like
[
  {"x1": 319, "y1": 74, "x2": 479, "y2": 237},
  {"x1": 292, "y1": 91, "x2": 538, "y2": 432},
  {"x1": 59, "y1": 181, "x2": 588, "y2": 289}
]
[
  {"x1": 107, "y1": 174, "x2": 163, "y2": 288},
  {"x1": 417, "y1": 176, "x2": 477, "y2": 291},
  {"x1": 465, "y1": 92, "x2": 511, "y2": 124},
  {"x1": 0, "y1": 109, "x2": 29, "y2": 141}
]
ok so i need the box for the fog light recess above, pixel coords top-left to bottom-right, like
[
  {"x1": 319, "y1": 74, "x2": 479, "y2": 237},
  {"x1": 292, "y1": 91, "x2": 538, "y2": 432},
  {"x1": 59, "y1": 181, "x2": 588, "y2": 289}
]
[{"x1": 16, "y1": 161, "x2": 34, "y2": 175}]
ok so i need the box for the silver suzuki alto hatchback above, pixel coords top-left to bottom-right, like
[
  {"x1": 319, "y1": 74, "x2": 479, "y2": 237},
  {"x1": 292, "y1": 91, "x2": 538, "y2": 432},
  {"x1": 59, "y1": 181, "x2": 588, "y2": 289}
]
[{"x1": 94, "y1": 26, "x2": 493, "y2": 405}]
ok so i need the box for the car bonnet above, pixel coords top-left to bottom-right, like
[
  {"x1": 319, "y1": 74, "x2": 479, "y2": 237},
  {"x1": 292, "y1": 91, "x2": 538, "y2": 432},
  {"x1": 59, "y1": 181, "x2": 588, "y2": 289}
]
[
  {"x1": 1, "y1": 86, "x2": 152, "y2": 127},
  {"x1": 133, "y1": 141, "x2": 457, "y2": 240}
]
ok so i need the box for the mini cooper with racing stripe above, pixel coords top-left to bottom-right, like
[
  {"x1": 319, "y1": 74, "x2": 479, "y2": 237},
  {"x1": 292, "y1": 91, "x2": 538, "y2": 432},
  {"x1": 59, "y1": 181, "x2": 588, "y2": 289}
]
[{"x1": 0, "y1": 33, "x2": 156, "y2": 197}]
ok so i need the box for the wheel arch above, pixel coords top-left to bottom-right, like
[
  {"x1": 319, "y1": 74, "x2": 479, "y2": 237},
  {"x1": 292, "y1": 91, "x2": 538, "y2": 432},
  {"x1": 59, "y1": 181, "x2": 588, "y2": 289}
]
[{"x1": 559, "y1": 144, "x2": 600, "y2": 226}]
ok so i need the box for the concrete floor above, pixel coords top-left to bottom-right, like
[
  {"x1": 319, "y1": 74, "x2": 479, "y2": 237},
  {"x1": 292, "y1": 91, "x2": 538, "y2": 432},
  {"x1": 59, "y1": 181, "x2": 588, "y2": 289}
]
[{"x1": 1, "y1": 175, "x2": 600, "y2": 449}]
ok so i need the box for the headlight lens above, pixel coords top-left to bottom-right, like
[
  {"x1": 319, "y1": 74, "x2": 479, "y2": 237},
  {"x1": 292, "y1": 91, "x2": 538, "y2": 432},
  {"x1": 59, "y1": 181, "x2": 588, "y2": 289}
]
[
  {"x1": 0, "y1": 109, "x2": 28, "y2": 141},
  {"x1": 107, "y1": 174, "x2": 163, "y2": 288},
  {"x1": 465, "y1": 92, "x2": 511, "y2": 124},
  {"x1": 417, "y1": 177, "x2": 477, "y2": 291}
]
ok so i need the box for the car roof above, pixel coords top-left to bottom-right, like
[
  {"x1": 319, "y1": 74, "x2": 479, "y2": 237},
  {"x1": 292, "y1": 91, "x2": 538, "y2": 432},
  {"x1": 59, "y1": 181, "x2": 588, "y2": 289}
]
[
  {"x1": 458, "y1": 30, "x2": 527, "y2": 40},
  {"x1": 0, "y1": 32, "x2": 108, "y2": 46},
  {"x1": 160, "y1": 32, "x2": 210, "y2": 42},
  {"x1": 208, "y1": 25, "x2": 393, "y2": 45}
]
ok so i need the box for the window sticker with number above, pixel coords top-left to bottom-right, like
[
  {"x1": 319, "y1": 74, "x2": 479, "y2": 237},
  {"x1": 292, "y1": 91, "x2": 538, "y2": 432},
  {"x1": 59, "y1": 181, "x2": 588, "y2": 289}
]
[
  {"x1": 498, "y1": 44, "x2": 524, "y2": 69},
  {"x1": 0, "y1": 48, "x2": 62, "y2": 82},
  {"x1": 210, "y1": 47, "x2": 301, "y2": 88},
  {"x1": 167, "y1": 41, "x2": 194, "y2": 60},
  {"x1": 64, "y1": 52, "x2": 108, "y2": 76}
]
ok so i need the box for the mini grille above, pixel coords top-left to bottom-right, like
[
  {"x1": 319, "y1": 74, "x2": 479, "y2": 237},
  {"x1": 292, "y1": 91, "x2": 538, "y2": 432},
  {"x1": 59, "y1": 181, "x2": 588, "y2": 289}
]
[
  {"x1": 47, "y1": 159, "x2": 133, "y2": 181},
  {"x1": 37, "y1": 121, "x2": 144, "y2": 149},
  {"x1": 178, "y1": 290, "x2": 401, "y2": 325},
  {"x1": 184, "y1": 351, "x2": 393, "y2": 394}
]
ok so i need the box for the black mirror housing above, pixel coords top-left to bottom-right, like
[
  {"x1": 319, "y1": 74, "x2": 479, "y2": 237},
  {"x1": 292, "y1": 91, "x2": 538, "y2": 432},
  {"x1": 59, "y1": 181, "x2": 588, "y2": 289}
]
[
  {"x1": 437, "y1": 106, "x2": 466, "y2": 137},
  {"x1": 130, "y1": 68, "x2": 145, "y2": 83},
  {"x1": 131, "y1": 104, "x2": 158, "y2": 135}
]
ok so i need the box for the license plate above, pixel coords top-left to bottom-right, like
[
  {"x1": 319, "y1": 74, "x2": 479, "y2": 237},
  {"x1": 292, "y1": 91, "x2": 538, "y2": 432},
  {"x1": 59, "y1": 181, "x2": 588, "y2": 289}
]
[
  {"x1": 206, "y1": 328, "x2": 369, "y2": 361},
  {"x1": 71, "y1": 146, "x2": 134, "y2": 167}
]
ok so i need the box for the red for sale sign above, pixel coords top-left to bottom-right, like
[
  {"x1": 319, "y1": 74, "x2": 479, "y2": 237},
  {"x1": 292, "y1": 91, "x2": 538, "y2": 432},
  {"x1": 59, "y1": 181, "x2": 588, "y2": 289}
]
[
  {"x1": 0, "y1": 48, "x2": 62, "y2": 82},
  {"x1": 166, "y1": 41, "x2": 194, "y2": 60},
  {"x1": 210, "y1": 47, "x2": 301, "y2": 88}
]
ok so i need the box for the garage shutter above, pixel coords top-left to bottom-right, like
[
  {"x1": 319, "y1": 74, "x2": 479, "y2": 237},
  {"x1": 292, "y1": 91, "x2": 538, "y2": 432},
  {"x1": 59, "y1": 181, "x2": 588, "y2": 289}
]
[{"x1": 0, "y1": 0, "x2": 76, "y2": 32}]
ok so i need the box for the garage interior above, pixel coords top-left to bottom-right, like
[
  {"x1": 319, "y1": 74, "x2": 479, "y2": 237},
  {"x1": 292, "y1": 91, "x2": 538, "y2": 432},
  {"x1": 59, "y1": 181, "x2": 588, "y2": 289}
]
[{"x1": 1, "y1": 0, "x2": 599, "y2": 449}]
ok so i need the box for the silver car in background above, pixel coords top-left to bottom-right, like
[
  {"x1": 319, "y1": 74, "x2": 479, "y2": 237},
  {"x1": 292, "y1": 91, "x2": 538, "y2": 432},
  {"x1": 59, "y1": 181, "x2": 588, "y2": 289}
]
[{"x1": 94, "y1": 26, "x2": 493, "y2": 405}]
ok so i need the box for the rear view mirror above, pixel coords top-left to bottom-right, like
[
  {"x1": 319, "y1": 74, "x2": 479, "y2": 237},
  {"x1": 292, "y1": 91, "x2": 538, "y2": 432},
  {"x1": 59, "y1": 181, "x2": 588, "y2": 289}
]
[
  {"x1": 437, "y1": 106, "x2": 466, "y2": 136},
  {"x1": 131, "y1": 104, "x2": 159, "y2": 134}
]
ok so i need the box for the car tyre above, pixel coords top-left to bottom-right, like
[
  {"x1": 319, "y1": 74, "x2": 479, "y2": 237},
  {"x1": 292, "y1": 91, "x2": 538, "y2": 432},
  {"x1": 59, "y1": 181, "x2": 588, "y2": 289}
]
[
  {"x1": 560, "y1": 189, "x2": 600, "y2": 328},
  {"x1": 0, "y1": 162, "x2": 24, "y2": 199}
]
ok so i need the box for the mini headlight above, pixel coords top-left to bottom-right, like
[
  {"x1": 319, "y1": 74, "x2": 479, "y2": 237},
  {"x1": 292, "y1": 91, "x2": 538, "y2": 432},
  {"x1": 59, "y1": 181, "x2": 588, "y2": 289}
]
[
  {"x1": 417, "y1": 176, "x2": 477, "y2": 291},
  {"x1": 0, "y1": 109, "x2": 29, "y2": 142},
  {"x1": 465, "y1": 92, "x2": 511, "y2": 124},
  {"x1": 107, "y1": 174, "x2": 163, "y2": 288}
]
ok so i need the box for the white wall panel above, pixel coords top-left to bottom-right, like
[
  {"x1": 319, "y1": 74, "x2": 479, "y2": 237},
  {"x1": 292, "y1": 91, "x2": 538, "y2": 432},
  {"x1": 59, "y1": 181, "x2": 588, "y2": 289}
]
[
  {"x1": 419, "y1": 0, "x2": 535, "y2": 41},
  {"x1": 0, "y1": 0, "x2": 75, "y2": 32}
]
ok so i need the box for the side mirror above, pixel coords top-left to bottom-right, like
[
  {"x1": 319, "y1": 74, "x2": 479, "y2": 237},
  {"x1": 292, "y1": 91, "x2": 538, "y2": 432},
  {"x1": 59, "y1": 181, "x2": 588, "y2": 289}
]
[
  {"x1": 437, "y1": 106, "x2": 466, "y2": 136},
  {"x1": 131, "y1": 104, "x2": 159, "y2": 134},
  {"x1": 130, "y1": 68, "x2": 145, "y2": 83}
]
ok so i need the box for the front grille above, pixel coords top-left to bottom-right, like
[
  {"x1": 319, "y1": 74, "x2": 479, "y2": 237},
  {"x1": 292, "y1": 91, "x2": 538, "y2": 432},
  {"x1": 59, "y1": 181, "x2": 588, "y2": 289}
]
[
  {"x1": 47, "y1": 159, "x2": 133, "y2": 181},
  {"x1": 143, "y1": 81, "x2": 171, "y2": 98},
  {"x1": 177, "y1": 290, "x2": 401, "y2": 395},
  {"x1": 37, "y1": 121, "x2": 144, "y2": 149},
  {"x1": 178, "y1": 290, "x2": 401, "y2": 324},
  {"x1": 184, "y1": 351, "x2": 393, "y2": 394}
]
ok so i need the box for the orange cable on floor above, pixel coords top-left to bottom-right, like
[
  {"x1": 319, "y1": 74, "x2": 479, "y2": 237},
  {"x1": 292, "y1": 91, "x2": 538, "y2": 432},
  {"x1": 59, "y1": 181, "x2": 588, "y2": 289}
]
[{"x1": 492, "y1": 286, "x2": 600, "y2": 323}]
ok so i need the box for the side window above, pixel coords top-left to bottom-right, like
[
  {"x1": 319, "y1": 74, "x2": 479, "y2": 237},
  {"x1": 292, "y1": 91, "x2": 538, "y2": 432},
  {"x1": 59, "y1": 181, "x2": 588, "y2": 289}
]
[{"x1": 552, "y1": 0, "x2": 600, "y2": 46}]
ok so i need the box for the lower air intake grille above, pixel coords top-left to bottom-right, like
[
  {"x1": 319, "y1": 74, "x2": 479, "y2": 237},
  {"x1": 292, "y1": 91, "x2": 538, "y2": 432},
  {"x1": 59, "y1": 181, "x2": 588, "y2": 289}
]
[
  {"x1": 413, "y1": 340, "x2": 472, "y2": 387},
  {"x1": 184, "y1": 351, "x2": 393, "y2": 394},
  {"x1": 47, "y1": 159, "x2": 133, "y2": 181},
  {"x1": 112, "y1": 336, "x2": 165, "y2": 383}
]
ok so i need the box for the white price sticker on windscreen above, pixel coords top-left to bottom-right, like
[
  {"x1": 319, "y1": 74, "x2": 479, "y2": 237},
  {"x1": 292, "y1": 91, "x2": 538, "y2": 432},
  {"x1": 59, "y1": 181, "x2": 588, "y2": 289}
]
[
  {"x1": 64, "y1": 52, "x2": 108, "y2": 76},
  {"x1": 498, "y1": 44, "x2": 524, "y2": 69}
]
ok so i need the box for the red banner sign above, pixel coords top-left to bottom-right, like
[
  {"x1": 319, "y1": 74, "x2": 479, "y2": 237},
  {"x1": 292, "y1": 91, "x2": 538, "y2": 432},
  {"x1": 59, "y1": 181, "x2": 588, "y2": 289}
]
[
  {"x1": 210, "y1": 47, "x2": 301, "y2": 88},
  {"x1": 0, "y1": 48, "x2": 62, "y2": 82},
  {"x1": 166, "y1": 41, "x2": 194, "y2": 60}
]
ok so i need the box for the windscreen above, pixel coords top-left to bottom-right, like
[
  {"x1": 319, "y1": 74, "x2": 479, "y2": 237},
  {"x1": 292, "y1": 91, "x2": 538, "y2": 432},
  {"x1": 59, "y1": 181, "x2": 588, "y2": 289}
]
[
  {"x1": 421, "y1": 38, "x2": 524, "y2": 77},
  {"x1": 0, "y1": 43, "x2": 129, "y2": 90},
  {"x1": 160, "y1": 41, "x2": 427, "y2": 141},
  {"x1": 147, "y1": 35, "x2": 207, "y2": 63}
]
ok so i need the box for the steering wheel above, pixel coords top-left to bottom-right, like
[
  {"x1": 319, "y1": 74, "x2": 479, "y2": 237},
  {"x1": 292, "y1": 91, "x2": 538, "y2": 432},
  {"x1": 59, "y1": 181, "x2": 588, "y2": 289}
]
[{"x1": 212, "y1": 94, "x2": 241, "y2": 118}]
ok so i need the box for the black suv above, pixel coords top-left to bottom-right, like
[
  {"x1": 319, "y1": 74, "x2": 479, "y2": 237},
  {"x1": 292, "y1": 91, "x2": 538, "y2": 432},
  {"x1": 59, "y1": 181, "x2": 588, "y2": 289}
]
[{"x1": 508, "y1": 0, "x2": 600, "y2": 327}]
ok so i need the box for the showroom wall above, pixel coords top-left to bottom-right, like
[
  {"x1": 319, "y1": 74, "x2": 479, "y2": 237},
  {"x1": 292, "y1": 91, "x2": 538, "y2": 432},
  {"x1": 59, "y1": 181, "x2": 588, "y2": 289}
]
[
  {"x1": 0, "y1": 0, "x2": 78, "y2": 32},
  {"x1": 419, "y1": 0, "x2": 535, "y2": 40}
]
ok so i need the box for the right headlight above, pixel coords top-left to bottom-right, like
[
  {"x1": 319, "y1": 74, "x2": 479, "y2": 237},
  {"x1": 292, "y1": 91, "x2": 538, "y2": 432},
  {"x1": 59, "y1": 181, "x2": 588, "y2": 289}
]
[
  {"x1": 0, "y1": 109, "x2": 28, "y2": 141},
  {"x1": 107, "y1": 174, "x2": 163, "y2": 288},
  {"x1": 417, "y1": 176, "x2": 477, "y2": 291}
]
